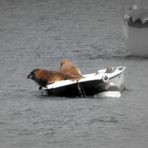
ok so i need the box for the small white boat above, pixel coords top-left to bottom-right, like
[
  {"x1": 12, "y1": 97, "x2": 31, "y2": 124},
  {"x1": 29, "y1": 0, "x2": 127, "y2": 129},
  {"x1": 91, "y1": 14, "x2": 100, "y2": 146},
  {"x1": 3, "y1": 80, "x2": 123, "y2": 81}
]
[
  {"x1": 123, "y1": 5, "x2": 148, "y2": 56},
  {"x1": 41, "y1": 66, "x2": 126, "y2": 98}
]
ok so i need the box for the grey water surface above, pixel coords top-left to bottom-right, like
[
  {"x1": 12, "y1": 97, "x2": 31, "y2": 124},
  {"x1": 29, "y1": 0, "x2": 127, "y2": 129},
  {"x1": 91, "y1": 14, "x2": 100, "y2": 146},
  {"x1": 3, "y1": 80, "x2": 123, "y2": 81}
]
[{"x1": 0, "y1": 0, "x2": 148, "y2": 148}]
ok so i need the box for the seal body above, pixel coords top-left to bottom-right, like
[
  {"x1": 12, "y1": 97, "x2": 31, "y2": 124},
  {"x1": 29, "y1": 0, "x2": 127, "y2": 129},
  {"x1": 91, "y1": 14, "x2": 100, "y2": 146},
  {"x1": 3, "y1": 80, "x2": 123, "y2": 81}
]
[
  {"x1": 27, "y1": 69, "x2": 81, "y2": 87},
  {"x1": 60, "y1": 59, "x2": 83, "y2": 78}
]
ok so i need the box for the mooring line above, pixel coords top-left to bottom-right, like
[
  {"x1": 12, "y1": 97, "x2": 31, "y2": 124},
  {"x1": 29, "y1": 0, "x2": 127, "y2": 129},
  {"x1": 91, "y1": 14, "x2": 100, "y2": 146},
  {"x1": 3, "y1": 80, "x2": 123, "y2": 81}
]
[{"x1": 76, "y1": 81, "x2": 86, "y2": 98}]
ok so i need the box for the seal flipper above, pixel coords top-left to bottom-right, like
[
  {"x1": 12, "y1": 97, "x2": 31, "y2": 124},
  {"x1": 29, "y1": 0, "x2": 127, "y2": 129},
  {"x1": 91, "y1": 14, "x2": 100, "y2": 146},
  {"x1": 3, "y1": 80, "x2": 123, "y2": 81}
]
[
  {"x1": 37, "y1": 79, "x2": 48, "y2": 88},
  {"x1": 39, "y1": 86, "x2": 42, "y2": 90}
]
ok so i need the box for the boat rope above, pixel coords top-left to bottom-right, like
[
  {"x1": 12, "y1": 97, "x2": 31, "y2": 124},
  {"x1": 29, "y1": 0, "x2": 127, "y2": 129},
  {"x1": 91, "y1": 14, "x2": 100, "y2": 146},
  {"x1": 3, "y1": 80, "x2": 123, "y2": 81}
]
[{"x1": 76, "y1": 82, "x2": 86, "y2": 98}]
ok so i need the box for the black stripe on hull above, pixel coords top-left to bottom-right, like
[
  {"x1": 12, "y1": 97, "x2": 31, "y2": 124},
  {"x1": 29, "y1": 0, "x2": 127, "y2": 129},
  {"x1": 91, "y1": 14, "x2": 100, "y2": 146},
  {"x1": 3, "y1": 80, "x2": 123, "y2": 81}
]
[{"x1": 46, "y1": 80, "x2": 105, "y2": 97}]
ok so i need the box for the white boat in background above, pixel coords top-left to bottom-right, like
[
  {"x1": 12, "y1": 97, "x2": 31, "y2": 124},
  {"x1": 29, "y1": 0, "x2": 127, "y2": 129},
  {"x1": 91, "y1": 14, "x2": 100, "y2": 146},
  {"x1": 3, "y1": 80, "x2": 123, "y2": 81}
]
[
  {"x1": 42, "y1": 66, "x2": 126, "y2": 98},
  {"x1": 122, "y1": 4, "x2": 148, "y2": 56}
]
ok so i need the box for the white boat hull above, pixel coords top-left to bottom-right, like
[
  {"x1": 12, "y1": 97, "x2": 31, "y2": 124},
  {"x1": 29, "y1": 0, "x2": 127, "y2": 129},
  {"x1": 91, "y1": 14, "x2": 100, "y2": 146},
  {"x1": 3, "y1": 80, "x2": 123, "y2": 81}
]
[
  {"x1": 122, "y1": 7, "x2": 148, "y2": 56},
  {"x1": 123, "y1": 23, "x2": 148, "y2": 56}
]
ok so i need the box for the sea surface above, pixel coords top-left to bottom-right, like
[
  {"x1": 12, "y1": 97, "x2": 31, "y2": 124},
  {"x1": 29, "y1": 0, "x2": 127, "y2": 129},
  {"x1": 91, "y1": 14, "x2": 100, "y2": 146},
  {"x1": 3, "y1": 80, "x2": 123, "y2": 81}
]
[{"x1": 0, "y1": 0, "x2": 148, "y2": 148}]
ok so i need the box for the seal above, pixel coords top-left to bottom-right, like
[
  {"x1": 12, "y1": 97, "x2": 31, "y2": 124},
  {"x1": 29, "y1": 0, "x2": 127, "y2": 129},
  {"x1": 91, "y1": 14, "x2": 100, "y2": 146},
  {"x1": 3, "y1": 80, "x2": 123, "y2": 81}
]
[
  {"x1": 27, "y1": 68, "x2": 81, "y2": 89},
  {"x1": 60, "y1": 59, "x2": 83, "y2": 78}
]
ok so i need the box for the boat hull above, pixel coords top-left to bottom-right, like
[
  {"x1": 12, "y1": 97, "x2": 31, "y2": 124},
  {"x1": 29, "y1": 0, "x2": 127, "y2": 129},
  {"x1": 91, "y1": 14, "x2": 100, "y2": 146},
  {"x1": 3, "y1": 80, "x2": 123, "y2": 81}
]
[
  {"x1": 122, "y1": 7, "x2": 148, "y2": 56},
  {"x1": 42, "y1": 66, "x2": 125, "y2": 97},
  {"x1": 45, "y1": 79, "x2": 105, "y2": 97},
  {"x1": 123, "y1": 23, "x2": 148, "y2": 56}
]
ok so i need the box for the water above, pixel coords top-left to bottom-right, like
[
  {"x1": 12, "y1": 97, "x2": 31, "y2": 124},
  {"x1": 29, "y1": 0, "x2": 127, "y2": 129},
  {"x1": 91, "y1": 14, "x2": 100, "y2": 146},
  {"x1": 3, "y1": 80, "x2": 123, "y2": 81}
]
[{"x1": 0, "y1": 0, "x2": 148, "y2": 147}]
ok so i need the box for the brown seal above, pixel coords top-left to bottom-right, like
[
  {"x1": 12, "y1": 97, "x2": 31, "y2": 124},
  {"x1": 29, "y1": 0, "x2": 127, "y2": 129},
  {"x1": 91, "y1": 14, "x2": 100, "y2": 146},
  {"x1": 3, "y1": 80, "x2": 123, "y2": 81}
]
[
  {"x1": 60, "y1": 59, "x2": 83, "y2": 78},
  {"x1": 27, "y1": 68, "x2": 81, "y2": 88}
]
